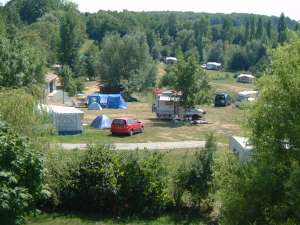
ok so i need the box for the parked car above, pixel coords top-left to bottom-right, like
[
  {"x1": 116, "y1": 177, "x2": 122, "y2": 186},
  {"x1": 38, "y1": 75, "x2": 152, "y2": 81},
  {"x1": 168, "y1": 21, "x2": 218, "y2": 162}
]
[
  {"x1": 111, "y1": 116, "x2": 144, "y2": 136},
  {"x1": 214, "y1": 92, "x2": 231, "y2": 107}
]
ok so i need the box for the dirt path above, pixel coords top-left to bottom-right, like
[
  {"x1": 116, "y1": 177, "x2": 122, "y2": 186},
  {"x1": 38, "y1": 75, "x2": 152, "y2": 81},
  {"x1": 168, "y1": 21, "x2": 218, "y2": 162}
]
[{"x1": 54, "y1": 141, "x2": 212, "y2": 150}]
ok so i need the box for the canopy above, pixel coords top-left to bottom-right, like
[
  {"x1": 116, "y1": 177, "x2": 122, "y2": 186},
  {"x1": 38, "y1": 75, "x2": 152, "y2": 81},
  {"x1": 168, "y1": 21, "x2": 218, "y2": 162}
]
[
  {"x1": 87, "y1": 94, "x2": 128, "y2": 109},
  {"x1": 91, "y1": 115, "x2": 112, "y2": 129}
]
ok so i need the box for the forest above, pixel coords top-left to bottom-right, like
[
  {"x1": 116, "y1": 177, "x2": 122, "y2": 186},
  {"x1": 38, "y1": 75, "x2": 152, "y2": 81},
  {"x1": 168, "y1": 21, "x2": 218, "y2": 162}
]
[{"x1": 0, "y1": 0, "x2": 299, "y2": 92}]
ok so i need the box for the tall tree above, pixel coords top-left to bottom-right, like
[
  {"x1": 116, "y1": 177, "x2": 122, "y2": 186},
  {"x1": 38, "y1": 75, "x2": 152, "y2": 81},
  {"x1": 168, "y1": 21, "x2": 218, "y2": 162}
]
[
  {"x1": 250, "y1": 17, "x2": 256, "y2": 40},
  {"x1": 0, "y1": 38, "x2": 46, "y2": 87},
  {"x1": 60, "y1": 10, "x2": 83, "y2": 68},
  {"x1": 20, "y1": 0, "x2": 61, "y2": 23},
  {"x1": 266, "y1": 20, "x2": 273, "y2": 39},
  {"x1": 255, "y1": 18, "x2": 263, "y2": 39},
  {"x1": 174, "y1": 53, "x2": 210, "y2": 110},
  {"x1": 278, "y1": 12, "x2": 288, "y2": 44},
  {"x1": 218, "y1": 39, "x2": 300, "y2": 225},
  {"x1": 99, "y1": 32, "x2": 157, "y2": 95}
]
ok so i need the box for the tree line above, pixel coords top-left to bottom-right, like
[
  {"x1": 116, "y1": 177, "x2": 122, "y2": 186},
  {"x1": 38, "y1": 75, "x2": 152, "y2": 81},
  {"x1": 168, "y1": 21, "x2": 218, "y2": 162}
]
[{"x1": 0, "y1": 0, "x2": 299, "y2": 95}]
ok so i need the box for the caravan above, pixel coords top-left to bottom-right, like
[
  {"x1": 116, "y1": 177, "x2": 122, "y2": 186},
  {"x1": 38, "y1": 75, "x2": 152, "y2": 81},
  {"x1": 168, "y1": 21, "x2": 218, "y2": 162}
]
[
  {"x1": 235, "y1": 91, "x2": 258, "y2": 108},
  {"x1": 153, "y1": 92, "x2": 206, "y2": 120}
]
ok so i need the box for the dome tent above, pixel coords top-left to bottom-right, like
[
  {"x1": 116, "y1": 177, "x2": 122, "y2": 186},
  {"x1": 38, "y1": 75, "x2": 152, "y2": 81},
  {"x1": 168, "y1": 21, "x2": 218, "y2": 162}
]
[
  {"x1": 88, "y1": 102, "x2": 102, "y2": 110},
  {"x1": 87, "y1": 94, "x2": 128, "y2": 109},
  {"x1": 91, "y1": 115, "x2": 112, "y2": 129}
]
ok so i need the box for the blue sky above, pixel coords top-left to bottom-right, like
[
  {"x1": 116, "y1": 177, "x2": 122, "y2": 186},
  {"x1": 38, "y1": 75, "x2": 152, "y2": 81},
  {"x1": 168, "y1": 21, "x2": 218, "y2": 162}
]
[{"x1": 1, "y1": 0, "x2": 299, "y2": 21}]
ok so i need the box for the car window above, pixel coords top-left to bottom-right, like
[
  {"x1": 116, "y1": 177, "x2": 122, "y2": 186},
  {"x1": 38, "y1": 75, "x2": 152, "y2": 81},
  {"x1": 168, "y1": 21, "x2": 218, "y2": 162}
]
[{"x1": 112, "y1": 119, "x2": 126, "y2": 125}]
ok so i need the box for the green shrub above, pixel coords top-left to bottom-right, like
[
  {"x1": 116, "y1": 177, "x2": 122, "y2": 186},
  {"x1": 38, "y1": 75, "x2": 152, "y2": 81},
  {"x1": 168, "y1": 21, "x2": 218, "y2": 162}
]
[
  {"x1": 118, "y1": 151, "x2": 168, "y2": 216},
  {"x1": 173, "y1": 134, "x2": 217, "y2": 208},
  {"x1": 62, "y1": 146, "x2": 120, "y2": 214},
  {"x1": 0, "y1": 120, "x2": 46, "y2": 225}
]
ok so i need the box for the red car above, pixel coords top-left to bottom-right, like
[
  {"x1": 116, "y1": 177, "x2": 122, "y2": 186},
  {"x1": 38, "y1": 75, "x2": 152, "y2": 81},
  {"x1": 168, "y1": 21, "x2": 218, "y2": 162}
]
[{"x1": 111, "y1": 116, "x2": 144, "y2": 136}]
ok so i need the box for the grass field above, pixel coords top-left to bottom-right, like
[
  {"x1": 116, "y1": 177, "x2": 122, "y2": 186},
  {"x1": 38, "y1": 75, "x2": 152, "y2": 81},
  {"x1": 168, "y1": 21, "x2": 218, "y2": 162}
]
[
  {"x1": 26, "y1": 213, "x2": 209, "y2": 225},
  {"x1": 44, "y1": 70, "x2": 252, "y2": 145},
  {"x1": 44, "y1": 102, "x2": 247, "y2": 144}
]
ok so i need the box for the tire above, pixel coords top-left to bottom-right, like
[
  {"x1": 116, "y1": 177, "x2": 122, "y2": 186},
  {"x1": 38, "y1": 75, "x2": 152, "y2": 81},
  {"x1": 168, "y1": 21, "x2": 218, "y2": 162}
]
[
  {"x1": 140, "y1": 127, "x2": 144, "y2": 133},
  {"x1": 129, "y1": 130, "x2": 134, "y2": 136}
]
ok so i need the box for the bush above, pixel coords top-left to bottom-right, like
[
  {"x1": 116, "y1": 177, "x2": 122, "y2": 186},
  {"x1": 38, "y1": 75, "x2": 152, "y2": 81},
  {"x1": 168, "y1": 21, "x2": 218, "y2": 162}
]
[
  {"x1": 0, "y1": 88, "x2": 53, "y2": 137},
  {"x1": 44, "y1": 147, "x2": 169, "y2": 217},
  {"x1": 0, "y1": 120, "x2": 46, "y2": 225},
  {"x1": 118, "y1": 151, "x2": 168, "y2": 216},
  {"x1": 173, "y1": 134, "x2": 217, "y2": 209},
  {"x1": 62, "y1": 146, "x2": 120, "y2": 214}
]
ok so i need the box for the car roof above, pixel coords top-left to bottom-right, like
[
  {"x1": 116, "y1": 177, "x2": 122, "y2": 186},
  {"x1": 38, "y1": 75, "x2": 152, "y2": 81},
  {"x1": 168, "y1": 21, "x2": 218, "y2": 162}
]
[
  {"x1": 216, "y1": 92, "x2": 229, "y2": 96},
  {"x1": 113, "y1": 116, "x2": 136, "y2": 120}
]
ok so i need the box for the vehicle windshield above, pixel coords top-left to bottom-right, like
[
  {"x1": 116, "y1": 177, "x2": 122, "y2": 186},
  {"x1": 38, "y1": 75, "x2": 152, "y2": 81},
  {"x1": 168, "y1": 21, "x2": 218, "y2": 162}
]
[{"x1": 216, "y1": 94, "x2": 225, "y2": 100}]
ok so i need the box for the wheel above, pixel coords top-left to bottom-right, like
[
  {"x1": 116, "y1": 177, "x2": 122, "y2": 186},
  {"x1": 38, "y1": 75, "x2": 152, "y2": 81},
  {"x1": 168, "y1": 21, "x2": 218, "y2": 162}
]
[
  {"x1": 140, "y1": 127, "x2": 144, "y2": 133},
  {"x1": 129, "y1": 130, "x2": 133, "y2": 136}
]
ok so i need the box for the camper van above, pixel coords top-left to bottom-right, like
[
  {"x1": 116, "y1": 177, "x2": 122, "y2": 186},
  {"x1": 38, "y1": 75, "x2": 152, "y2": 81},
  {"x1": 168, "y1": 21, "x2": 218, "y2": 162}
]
[
  {"x1": 206, "y1": 62, "x2": 222, "y2": 70},
  {"x1": 153, "y1": 94, "x2": 205, "y2": 120},
  {"x1": 214, "y1": 92, "x2": 231, "y2": 107},
  {"x1": 235, "y1": 91, "x2": 258, "y2": 108}
]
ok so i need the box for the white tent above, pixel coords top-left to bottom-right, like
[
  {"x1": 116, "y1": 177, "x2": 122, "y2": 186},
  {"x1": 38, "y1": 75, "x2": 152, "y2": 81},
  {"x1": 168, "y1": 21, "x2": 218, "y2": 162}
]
[
  {"x1": 229, "y1": 136, "x2": 253, "y2": 161},
  {"x1": 46, "y1": 105, "x2": 84, "y2": 135},
  {"x1": 237, "y1": 74, "x2": 256, "y2": 83}
]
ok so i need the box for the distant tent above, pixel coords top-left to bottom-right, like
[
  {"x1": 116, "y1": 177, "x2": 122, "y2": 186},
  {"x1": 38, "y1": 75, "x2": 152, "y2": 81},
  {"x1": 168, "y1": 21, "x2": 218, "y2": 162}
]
[
  {"x1": 87, "y1": 94, "x2": 128, "y2": 109},
  {"x1": 91, "y1": 115, "x2": 112, "y2": 129},
  {"x1": 88, "y1": 102, "x2": 102, "y2": 110}
]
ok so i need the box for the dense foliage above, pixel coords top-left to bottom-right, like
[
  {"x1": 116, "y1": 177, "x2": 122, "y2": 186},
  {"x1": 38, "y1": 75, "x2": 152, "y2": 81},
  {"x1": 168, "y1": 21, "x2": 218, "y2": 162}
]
[
  {"x1": 45, "y1": 146, "x2": 168, "y2": 217},
  {"x1": 173, "y1": 134, "x2": 217, "y2": 208},
  {"x1": 99, "y1": 32, "x2": 157, "y2": 95},
  {"x1": 216, "y1": 40, "x2": 300, "y2": 225},
  {"x1": 0, "y1": 121, "x2": 46, "y2": 225}
]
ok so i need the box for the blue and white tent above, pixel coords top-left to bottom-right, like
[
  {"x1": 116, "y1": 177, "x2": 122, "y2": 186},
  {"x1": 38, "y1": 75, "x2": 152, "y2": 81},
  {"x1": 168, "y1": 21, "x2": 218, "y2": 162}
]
[
  {"x1": 91, "y1": 115, "x2": 112, "y2": 129},
  {"x1": 88, "y1": 102, "x2": 102, "y2": 110},
  {"x1": 44, "y1": 105, "x2": 84, "y2": 135},
  {"x1": 87, "y1": 94, "x2": 128, "y2": 109}
]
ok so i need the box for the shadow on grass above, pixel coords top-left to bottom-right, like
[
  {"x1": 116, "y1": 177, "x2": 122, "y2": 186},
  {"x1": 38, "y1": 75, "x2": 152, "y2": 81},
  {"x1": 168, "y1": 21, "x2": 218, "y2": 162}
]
[{"x1": 147, "y1": 118, "x2": 190, "y2": 128}]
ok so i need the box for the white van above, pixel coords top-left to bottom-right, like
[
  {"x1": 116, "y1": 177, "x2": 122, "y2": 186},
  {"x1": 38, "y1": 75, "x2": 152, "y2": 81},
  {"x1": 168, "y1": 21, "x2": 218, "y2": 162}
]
[{"x1": 235, "y1": 91, "x2": 258, "y2": 108}]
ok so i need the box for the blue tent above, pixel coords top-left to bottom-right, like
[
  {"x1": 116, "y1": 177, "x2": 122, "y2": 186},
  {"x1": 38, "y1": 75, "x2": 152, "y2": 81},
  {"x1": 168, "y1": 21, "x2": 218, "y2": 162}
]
[
  {"x1": 87, "y1": 94, "x2": 128, "y2": 109},
  {"x1": 88, "y1": 102, "x2": 102, "y2": 110},
  {"x1": 91, "y1": 115, "x2": 112, "y2": 129}
]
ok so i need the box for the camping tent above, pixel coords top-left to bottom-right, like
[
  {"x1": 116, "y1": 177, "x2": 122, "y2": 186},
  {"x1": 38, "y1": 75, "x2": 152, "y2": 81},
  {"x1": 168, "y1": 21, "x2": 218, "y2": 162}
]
[
  {"x1": 91, "y1": 115, "x2": 112, "y2": 129},
  {"x1": 46, "y1": 105, "x2": 84, "y2": 135},
  {"x1": 237, "y1": 74, "x2": 256, "y2": 83},
  {"x1": 87, "y1": 94, "x2": 128, "y2": 109},
  {"x1": 88, "y1": 102, "x2": 102, "y2": 110}
]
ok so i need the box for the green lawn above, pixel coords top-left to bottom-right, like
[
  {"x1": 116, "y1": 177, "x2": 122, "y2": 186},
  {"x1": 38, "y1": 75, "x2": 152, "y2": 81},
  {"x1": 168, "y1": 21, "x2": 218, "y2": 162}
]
[
  {"x1": 43, "y1": 103, "x2": 246, "y2": 145},
  {"x1": 26, "y1": 213, "x2": 209, "y2": 225}
]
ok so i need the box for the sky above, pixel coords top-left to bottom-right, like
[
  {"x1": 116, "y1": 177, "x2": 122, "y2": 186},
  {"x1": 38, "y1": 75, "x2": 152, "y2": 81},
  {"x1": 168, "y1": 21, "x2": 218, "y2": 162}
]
[{"x1": 0, "y1": 0, "x2": 299, "y2": 21}]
